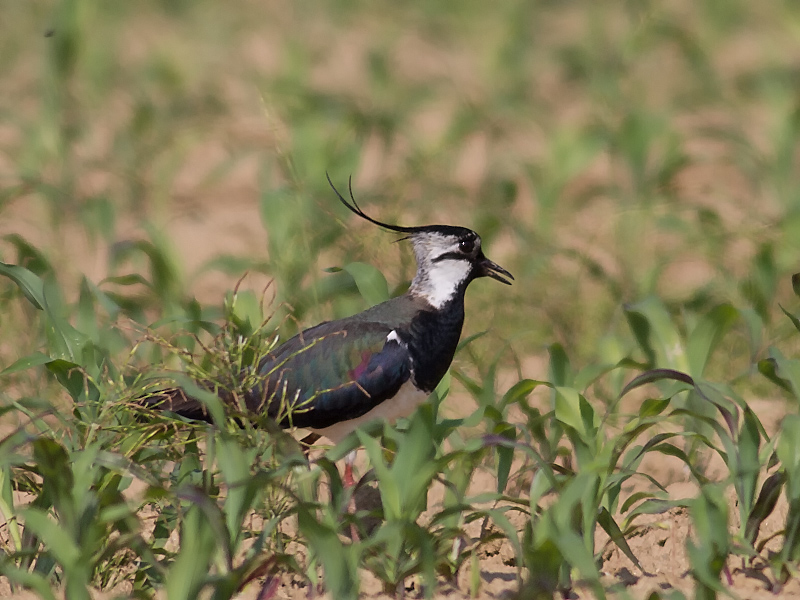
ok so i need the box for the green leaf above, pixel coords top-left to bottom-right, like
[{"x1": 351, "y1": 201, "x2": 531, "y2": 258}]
[
  {"x1": 76, "y1": 277, "x2": 99, "y2": 343},
  {"x1": 779, "y1": 304, "x2": 800, "y2": 333},
  {"x1": 687, "y1": 485, "x2": 729, "y2": 596},
  {"x1": 33, "y1": 438, "x2": 74, "y2": 515},
  {"x1": 554, "y1": 386, "x2": 583, "y2": 434},
  {"x1": 391, "y1": 408, "x2": 437, "y2": 515},
  {"x1": 340, "y1": 262, "x2": 390, "y2": 306},
  {"x1": 554, "y1": 387, "x2": 597, "y2": 442},
  {"x1": 598, "y1": 507, "x2": 642, "y2": 570},
  {"x1": 20, "y1": 507, "x2": 82, "y2": 574},
  {"x1": 739, "y1": 307, "x2": 763, "y2": 359},
  {"x1": 494, "y1": 423, "x2": 516, "y2": 494},
  {"x1": 41, "y1": 279, "x2": 90, "y2": 363},
  {"x1": 620, "y1": 368, "x2": 694, "y2": 399},
  {"x1": 225, "y1": 289, "x2": 264, "y2": 335},
  {"x1": 0, "y1": 352, "x2": 53, "y2": 377},
  {"x1": 0, "y1": 262, "x2": 45, "y2": 309},
  {"x1": 3, "y1": 234, "x2": 53, "y2": 275},
  {"x1": 0, "y1": 564, "x2": 58, "y2": 600},
  {"x1": 573, "y1": 362, "x2": 616, "y2": 391},
  {"x1": 170, "y1": 375, "x2": 227, "y2": 427},
  {"x1": 98, "y1": 273, "x2": 152, "y2": 287},
  {"x1": 198, "y1": 254, "x2": 268, "y2": 277},
  {"x1": 110, "y1": 236, "x2": 182, "y2": 303},
  {"x1": 165, "y1": 505, "x2": 217, "y2": 600},
  {"x1": 638, "y1": 397, "x2": 671, "y2": 419},
  {"x1": 745, "y1": 471, "x2": 785, "y2": 545},
  {"x1": 619, "y1": 490, "x2": 661, "y2": 515},
  {"x1": 456, "y1": 330, "x2": 488, "y2": 352},
  {"x1": 686, "y1": 304, "x2": 738, "y2": 378},
  {"x1": 216, "y1": 433, "x2": 261, "y2": 550},
  {"x1": 762, "y1": 348, "x2": 800, "y2": 401},
  {"x1": 259, "y1": 186, "x2": 296, "y2": 252},
  {"x1": 778, "y1": 416, "x2": 800, "y2": 499},
  {"x1": 758, "y1": 358, "x2": 792, "y2": 394},
  {"x1": 740, "y1": 243, "x2": 777, "y2": 322},
  {"x1": 548, "y1": 343, "x2": 572, "y2": 387},
  {"x1": 486, "y1": 508, "x2": 523, "y2": 567},
  {"x1": 46, "y1": 359, "x2": 97, "y2": 402},
  {"x1": 544, "y1": 521, "x2": 600, "y2": 584},
  {"x1": 624, "y1": 297, "x2": 688, "y2": 371},
  {"x1": 357, "y1": 429, "x2": 400, "y2": 520},
  {"x1": 297, "y1": 506, "x2": 359, "y2": 600},
  {"x1": 0, "y1": 467, "x2": 21, "y2": 553},
  {"x1": 499, "y1": 378, "x2": 548, "y2": 411},
  {"x1": 734, "y1": 407, "x2": 762, "y2": 533}
]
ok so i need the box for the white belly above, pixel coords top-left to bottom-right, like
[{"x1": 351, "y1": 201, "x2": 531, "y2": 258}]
[{"x1": 311, "y1": 381, "x2": 429, "y2": 444}]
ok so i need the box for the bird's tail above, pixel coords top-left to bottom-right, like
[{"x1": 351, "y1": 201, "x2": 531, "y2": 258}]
[{"x1": 138, "y1": 386, "x2": 217, "y2": 423}]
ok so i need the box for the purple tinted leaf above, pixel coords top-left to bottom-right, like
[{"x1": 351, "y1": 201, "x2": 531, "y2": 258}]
[{"x1": 620, "y1": 369, "x2": 694, "y2": 398}]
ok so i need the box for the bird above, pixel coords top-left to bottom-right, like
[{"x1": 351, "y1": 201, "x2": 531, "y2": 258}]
[{"x1": 145, "y1": 175, "x2": 513, "y2": 485}]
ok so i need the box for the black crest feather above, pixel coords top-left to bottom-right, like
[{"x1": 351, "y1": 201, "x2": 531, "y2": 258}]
[
  {"x1": 326, "y1": 172, "x2": 420, "y2": 233},
  {"x1": 326, "y1": 173, "x2": 474, "y2": 238}
]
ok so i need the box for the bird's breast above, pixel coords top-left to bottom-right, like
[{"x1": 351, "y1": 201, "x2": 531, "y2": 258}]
[
  {"x1": 406, "y1": 303, "x2": 465, "y2": 392},
  {"x1": 310, "y1": 379, "x2": 428, "y2": 444}
]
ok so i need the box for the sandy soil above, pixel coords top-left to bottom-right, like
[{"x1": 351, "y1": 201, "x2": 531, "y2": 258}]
[{"x1": 4, "y1": 487, "x2": 792, "y2": 600}]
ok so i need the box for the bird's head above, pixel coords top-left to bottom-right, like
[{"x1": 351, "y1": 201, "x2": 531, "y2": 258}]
[{"x1": 328, "y1": 175, "x2": 513, "y2": 309}]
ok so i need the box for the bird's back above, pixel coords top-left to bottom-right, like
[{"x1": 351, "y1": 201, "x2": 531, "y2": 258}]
[{"x1": 145, "y1": 294, "x2": 430, "y2": 429}]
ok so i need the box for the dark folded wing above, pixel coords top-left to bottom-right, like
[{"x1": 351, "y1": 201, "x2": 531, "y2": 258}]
[{"x1": 247, "y1": 321, "x2": 413, "y2": 429}]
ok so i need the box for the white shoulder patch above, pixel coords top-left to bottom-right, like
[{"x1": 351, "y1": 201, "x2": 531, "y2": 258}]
[{"x1": 386, "y1": 330, "x2": 400, "y2": 343}]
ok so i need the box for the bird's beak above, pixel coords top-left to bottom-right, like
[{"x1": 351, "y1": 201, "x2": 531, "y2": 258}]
[{"x1": 479, "y1": 256, "x2": 514, "y2": 285}]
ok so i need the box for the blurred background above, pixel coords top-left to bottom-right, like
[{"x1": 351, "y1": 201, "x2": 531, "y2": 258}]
[
  {"x1": 2, "y1": 0, "x2": 800, "y2": 396},
  {"x1": 3, "y1": 3, "x2": 800, "y2": 597}
]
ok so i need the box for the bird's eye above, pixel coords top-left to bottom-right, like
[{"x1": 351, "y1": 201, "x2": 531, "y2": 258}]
[{"x1": 459, "y1": 239, "x2": 475, "y2": 254}]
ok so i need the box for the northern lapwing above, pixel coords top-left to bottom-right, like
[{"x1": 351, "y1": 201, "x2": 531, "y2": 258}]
[{"x1": 146, "y1": 175, "x2": 513, "y2": 484}]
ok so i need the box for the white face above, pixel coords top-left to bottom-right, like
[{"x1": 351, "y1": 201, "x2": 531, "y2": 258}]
[{"x1": 409, "y1": 232, "x2": 480, "y2": 308}]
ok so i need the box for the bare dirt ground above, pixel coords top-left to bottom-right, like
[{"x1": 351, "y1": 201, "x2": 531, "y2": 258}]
[
  {"x1": 210, "y1": 473, "x2": 798, "y2": 600},
  {"x1": 1, "y1": 491, "x2": 797, "y2": 600}
]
